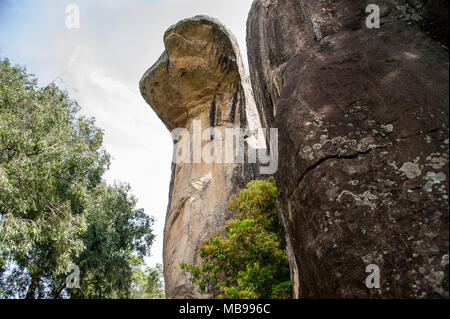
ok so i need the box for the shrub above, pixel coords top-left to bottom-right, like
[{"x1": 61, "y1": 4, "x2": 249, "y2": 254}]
[{"x1": 181, "y1": 177, "x2": 292, "y2": 299}]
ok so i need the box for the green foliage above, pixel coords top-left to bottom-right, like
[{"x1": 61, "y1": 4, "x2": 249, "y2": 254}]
[
  {"x1": 130, "y1": 258, "x2": 165, "y2": 299},
  {"x1": 0, "y1": 58, "x2": 155, "y2": 299},
  {"x1": 180, "y1": 177, "x2": 292, "y2": 299},
  {"x1": 61, "y1": 182, "x2": 155, "y2": 299}
]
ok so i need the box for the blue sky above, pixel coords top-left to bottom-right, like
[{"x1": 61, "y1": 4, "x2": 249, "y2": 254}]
[{"x1": 0, "y1": 0, "x2": 254, "y2": 267}]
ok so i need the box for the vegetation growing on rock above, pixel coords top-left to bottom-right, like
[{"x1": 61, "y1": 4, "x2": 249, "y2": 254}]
[{"x1": 181, "y1": 177, "x2": 292, "y2": 299}]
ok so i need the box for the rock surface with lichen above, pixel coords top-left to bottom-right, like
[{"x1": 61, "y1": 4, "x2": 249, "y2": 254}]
[{"x1": 247, "y1": 0, "x2": 449, "y2": 298}]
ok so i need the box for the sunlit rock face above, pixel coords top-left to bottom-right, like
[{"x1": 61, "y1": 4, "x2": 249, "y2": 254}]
[
  {"x1": 247, "y1": 0, "x2": 449, "y2": 298},
  {"x1": 140, "y1": 16, "x2": 262, "y2": 299}
]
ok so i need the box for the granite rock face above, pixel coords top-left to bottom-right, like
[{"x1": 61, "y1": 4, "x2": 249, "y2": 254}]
[
  {"x1": 247, "y1": 0, "x2": 449, "y2": 298},
  {"x1": 140, "y1": 16, "x2": 262, "y2": 299}
]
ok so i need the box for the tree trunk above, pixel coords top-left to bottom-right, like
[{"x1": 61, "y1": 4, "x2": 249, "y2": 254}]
[
  {"x1": 25, "y1": 274, "x2": 40, "y2": 299},
  {"x1": 53, "y1": 282, "x2": 66, "y2": 299}
]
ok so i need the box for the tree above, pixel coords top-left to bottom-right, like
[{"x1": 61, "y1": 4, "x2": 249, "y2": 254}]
[
  {"x1": 130, "y1": 258, "x2": 165, "y2": 299},
  {"x1": 0, "y1": 58, "x2": 155, "y2": 299},
  {"x1": 53, "y1": 182, "x2": 155, "y2": 299},
  {"x1": 181, "y1": 177, "x2": 292, "y2": 299}
]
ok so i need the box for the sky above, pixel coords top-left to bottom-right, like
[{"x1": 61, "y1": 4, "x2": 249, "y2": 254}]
[{"x1": 0, "y1": 0, "x2": 254, "y2": 267}]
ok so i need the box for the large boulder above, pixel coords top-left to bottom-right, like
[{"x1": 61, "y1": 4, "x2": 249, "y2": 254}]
[
  {"x1": 140, "y1": 16, "x2": 262, "y2": 298},
  {"x1": 247, "y1": 0, "x2": 449, "y2": 298}
]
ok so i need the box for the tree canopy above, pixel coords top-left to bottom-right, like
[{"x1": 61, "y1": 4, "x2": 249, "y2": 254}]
[
  {"x1": 0, "y1": 58, "x2": 158, "y2": 299},
  {"x1": 181, "y1": 177, "x2": 292, "y2": 299},
  {"x1": 130, "y1": 259, "x2": 165, "y2": 299}
]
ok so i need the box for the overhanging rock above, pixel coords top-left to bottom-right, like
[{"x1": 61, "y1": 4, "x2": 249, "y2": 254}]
[{"x1": 140, "y1": 16, "x2": 263, "y2": 298}]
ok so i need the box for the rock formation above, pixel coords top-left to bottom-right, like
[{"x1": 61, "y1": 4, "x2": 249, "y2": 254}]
[
  {"x1": 140, "y1": 16, "x2": 262, "y2": 298},
  {"x1": 247, "y1": 0, "x2": 449, "y2": 298}
]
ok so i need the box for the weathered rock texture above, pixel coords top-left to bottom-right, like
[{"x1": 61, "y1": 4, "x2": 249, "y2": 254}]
[
  {"x1": 140, "y1": 16, "x2": 261, "y2": 299},
  {"x1": 247, "y1": 0, "x2": 449, "y2": 298}
]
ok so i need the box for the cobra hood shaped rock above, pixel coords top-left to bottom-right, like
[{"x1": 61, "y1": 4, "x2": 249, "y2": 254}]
[{"x1": 140, "y1": 16, "x2": 263, "y2": 298}]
